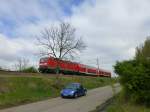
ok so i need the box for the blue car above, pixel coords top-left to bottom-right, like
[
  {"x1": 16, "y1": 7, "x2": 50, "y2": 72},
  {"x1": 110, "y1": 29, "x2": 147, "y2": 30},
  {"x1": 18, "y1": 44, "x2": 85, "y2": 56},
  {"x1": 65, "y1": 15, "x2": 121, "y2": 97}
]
[{"x1": 61, "y1": 83, "x2": 87, "y2": 98}]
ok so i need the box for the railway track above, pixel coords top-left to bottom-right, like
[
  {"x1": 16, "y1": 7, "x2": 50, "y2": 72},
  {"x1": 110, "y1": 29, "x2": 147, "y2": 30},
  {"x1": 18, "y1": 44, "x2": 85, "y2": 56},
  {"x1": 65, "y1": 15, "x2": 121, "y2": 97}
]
[{"x1": 0, "y1": 70, "x2": 104, "y2": 78}]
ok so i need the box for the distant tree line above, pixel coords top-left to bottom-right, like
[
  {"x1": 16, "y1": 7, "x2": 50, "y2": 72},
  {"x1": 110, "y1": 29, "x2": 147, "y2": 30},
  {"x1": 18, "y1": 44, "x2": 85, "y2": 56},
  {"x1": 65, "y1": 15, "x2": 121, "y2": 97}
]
[
  {"x1": 15, "y1": 57, "x2": 38, "y2": 73},
  {"x1": 114, "y1": 37, "x2": 150, "y2": 106}
]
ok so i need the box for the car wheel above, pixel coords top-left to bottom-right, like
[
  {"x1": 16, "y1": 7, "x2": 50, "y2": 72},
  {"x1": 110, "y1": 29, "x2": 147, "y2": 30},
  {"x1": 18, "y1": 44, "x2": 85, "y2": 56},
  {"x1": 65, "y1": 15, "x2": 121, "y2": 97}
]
[
  {"x1": 74, "y1": 93, "x2": 78, "y2": 98},
  {"x1": 84, "y1": 91, "x2": 87, "y2": 96},
  {"x1": 61, "y1": 95, "x2": 64, "y2": 98}
]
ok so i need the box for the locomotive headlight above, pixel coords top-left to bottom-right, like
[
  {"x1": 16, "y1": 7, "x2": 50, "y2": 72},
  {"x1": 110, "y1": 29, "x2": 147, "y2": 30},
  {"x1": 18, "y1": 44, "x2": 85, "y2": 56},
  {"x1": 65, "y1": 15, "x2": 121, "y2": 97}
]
[{"x1": 39, "y1": 62, "x2": 47, "y2": 65}]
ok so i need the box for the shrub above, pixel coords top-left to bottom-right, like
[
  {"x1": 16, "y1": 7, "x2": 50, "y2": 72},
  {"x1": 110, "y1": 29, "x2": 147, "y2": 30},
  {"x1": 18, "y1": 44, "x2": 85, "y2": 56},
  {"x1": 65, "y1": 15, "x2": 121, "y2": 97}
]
[
  {"x1": 114, "y1": 37, "x2": 150, "y2": 106},
  {"x1": 114, "y1": 59, "x2": 150, "y2": 106},
  {"x1": 21, "y1": 66, "x2": 38, "y2": 73}
]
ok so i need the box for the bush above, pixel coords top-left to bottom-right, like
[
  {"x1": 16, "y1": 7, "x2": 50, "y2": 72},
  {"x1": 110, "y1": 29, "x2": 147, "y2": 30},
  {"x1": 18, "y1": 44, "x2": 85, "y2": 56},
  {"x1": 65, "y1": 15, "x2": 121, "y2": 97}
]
[
  {"x1": 21, "y1": 66, "x2": 38, "y2": 73},
  {"x1": 114, "y1": 37, "x2": 150, "y2": 106},
  {"x1": 114, "y1": 59, "x2": 150, "y2": 106}
]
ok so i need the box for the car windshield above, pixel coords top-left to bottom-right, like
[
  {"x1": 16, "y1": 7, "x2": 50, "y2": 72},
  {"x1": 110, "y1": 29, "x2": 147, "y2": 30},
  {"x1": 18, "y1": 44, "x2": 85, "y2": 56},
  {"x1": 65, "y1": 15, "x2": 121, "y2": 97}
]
[{"x1": 65, "y1": 84, "x2": 78, "y2": 90}]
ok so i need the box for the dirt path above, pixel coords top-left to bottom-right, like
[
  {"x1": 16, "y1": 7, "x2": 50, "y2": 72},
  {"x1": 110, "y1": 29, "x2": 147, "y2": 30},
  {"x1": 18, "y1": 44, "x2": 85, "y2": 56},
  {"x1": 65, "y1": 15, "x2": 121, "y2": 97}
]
[{"x1": 0, "y1": 84, "x2": 120, "y2": 112}]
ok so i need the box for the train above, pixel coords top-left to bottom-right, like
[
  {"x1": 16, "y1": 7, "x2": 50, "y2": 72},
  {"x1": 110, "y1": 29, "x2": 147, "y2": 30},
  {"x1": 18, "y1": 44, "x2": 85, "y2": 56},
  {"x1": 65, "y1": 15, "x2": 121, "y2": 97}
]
[{"x1": 39, "y1": 57, "x2": 111, "y2": 77}]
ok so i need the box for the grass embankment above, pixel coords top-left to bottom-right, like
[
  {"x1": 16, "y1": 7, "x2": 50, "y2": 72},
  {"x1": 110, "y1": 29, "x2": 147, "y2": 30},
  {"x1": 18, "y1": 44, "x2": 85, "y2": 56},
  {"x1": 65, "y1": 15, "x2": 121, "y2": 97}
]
[
  {"x1": 106, "y1": 93, "x2": 150, "y2": 112},
  {"x1": 91, "y1": 93, "x2": 150, "y2": 112},
  {"x1": 0, "y1": 74, "x2": 114, "y2": 109}
]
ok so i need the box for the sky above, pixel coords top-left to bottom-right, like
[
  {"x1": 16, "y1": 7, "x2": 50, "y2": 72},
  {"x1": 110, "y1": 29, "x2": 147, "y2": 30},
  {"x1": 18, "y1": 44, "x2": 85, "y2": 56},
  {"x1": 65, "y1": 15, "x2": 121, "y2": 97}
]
[{"x1": 0, "y1": 0, "x2": 150, "y2": 75}]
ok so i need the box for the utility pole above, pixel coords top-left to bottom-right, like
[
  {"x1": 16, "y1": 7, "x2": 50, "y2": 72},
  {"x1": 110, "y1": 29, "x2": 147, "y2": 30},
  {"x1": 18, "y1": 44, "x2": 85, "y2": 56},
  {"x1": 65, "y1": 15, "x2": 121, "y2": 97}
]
[{"x1": 96, "y1": 57, "x2": 100, "y2": 76}]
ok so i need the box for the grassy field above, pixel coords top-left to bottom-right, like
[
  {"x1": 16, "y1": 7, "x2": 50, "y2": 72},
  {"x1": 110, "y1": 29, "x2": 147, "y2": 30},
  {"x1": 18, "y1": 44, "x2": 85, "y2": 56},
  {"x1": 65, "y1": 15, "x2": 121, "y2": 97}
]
[{"x1": 0, "y1": 72, "x2": 115, "y2": 109}]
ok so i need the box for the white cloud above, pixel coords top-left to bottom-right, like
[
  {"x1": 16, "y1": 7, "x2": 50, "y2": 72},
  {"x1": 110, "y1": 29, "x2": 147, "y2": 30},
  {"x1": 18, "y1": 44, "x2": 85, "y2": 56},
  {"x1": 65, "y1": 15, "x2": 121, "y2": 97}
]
[
  {"x1": 68, "y1": 0, "x2": 150, "y2": 74},
  {"x1": 0, "y1": 34, "x2": 21, "y2": 59},
  {"x1": 0, "y1": 33, "x2": 39, "y2": 69}
]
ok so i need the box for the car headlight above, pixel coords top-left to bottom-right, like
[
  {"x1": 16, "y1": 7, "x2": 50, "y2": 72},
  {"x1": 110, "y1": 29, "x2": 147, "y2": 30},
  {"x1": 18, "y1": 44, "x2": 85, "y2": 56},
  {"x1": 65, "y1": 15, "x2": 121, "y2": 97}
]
[{"x1": 70, "y1": 91, "x2": 74, "y2": 94}]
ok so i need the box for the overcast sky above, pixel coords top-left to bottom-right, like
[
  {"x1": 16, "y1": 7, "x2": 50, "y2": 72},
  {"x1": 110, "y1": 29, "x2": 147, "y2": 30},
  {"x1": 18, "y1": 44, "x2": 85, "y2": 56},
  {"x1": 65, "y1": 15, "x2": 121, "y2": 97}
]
[{"x1": 0, "y1": 0, "x2": 149, "y2": 75}]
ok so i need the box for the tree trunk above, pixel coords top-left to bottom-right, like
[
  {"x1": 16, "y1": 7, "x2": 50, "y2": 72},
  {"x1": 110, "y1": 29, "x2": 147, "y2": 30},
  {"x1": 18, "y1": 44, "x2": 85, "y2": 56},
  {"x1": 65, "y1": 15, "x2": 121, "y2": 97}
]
[{"x1": 54, "y1": 59, "x2": 62, "y2": 88}]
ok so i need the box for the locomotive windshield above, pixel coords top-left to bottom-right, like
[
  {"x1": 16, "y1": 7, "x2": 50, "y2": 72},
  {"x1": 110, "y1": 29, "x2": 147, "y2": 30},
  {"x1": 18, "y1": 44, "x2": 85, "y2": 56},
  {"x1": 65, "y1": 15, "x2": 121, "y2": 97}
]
[{"x1": 40, "y1": 57, "x2": 48, "y2": 62}]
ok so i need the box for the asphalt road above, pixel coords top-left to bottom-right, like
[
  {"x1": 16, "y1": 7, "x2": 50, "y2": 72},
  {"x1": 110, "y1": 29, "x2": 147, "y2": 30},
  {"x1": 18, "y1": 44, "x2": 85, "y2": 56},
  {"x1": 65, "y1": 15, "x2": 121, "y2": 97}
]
[{"x1": 0, "y1": 84, "x2": 120, "y2": 112}]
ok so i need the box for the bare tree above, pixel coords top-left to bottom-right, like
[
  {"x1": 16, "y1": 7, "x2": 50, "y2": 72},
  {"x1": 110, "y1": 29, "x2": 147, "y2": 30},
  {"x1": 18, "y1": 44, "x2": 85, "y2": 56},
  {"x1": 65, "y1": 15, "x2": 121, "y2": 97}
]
[
  {"x1": 15, "y1": 58, "x2": 29, "y2": 71},
  {"x1": 37, "y1": 22, "x2": 86, "y2": 74}
]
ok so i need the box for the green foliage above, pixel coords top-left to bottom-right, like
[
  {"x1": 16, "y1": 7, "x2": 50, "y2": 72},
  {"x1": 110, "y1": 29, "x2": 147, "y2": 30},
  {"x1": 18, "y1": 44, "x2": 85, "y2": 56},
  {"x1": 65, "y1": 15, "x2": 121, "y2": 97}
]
[
  {"x1": 21, "y1": 66, "x2": 38, "y2": 73},
  {"x1": 114, "y1": 37, "x2": 150, "y2": 106},
  {"x1": 135, "y1": 37, "x2": 150, "y2": 61},
  {"x1": 114, "y1": 60, "x2": 150, "y2": 106}
]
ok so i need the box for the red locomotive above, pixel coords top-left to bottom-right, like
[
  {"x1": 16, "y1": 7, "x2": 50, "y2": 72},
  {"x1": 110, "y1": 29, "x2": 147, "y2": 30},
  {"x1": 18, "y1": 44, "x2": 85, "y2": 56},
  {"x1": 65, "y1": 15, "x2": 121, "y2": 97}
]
[{"x1": 39, "y1": 57, "x2": 111, "y2": 77}]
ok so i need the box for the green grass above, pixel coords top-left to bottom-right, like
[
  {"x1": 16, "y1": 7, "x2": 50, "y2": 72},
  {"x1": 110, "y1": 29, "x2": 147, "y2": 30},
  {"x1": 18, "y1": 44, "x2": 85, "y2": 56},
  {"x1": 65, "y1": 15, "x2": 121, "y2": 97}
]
[
  {"x1": 90, "y1": 91, "x2": 150, "y2": 112},
  {"x1": 0, "y1": 74, "x2": 115, "y2": 109},
  {"x1": 106, "y1": 93, "x2": 150, "y2": 112},
  {"x1": 107, "y1": 103, "x2": 150, "y2": 112}
]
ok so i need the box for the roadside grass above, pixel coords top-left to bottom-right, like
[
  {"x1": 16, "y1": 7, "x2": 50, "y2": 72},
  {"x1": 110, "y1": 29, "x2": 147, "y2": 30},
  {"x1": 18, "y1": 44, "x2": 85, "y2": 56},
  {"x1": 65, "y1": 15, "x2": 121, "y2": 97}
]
[
  {"x1": 0, "y1": 74, "x2": 115, "y2": 109},
  {"x1": 106, "y1": 92, "x2": 150, "y2": 112},
  {"x1": 91, "y1": 93, "x2": 150, "y2": 112},
  {"x1": 107, "y1": 102, "x2": 150, "y2": 112}
]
